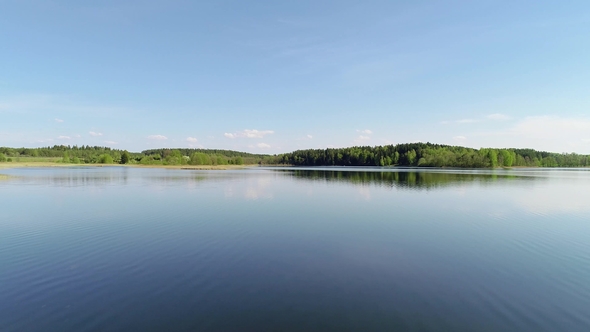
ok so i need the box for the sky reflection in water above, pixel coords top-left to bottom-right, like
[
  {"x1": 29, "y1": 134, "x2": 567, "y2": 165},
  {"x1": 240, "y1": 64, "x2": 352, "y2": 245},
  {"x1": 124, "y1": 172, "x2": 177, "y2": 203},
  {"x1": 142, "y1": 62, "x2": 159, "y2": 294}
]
[{"x1": 0, "y1": 167, "x2": 589, "y2": 331}]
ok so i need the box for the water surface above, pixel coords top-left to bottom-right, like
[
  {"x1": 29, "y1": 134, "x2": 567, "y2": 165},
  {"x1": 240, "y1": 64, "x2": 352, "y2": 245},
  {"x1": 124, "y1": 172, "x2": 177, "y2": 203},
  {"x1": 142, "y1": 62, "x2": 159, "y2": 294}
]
[{"x1": 1, "y1": 166, "x2": 589, "y2": 331}]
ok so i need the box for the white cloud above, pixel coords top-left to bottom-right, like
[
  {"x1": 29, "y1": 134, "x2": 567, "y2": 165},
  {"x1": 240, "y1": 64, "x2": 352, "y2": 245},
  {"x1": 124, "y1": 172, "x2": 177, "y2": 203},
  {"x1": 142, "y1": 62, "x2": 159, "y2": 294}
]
[
  {"x1": 186, "y1": 137, "x2": 201, "y2": 147},
  {"x1": 443, "y1": 114, "x2": 510, "y2": 125},
  {"x1": 487, "y1": 113, "x2": 511, "y2": 120},
  {"x1": 250, "y1": 143, "x2": 272, "y2": 149},
  {"x1": 442, "y1": 119, "x2": 478, "y2": 125},
  {"x1": 357, "y1": 129, "x2": 373, "y2": 134},
  {"x1": 74, "y1": 134, "x2": 81, "y2": 138},
  {"x1": 57, "y1": 135, "x2": 71, "y2": 140},
  {"x1": 104, "y1": 140, "x2": 118, "y2": 145},
  {"x1": 89, "y1": 131, "x2": 103, "y2": 137},
  {"x1": 244, "y1": 129, "x2": 274, "y2": 138},
  {"x1": 468, "y1": 116, "x2": 590, "y2": 153},
  {"x1": 453, "y1": 136, "x2": 467, "y2": 140},
  {"x1": 54, "y1": 118, "x2": 64, "y2": 123},
  {"x1": 0, "y1": 94, "x2": 133, "y2": 117},
  {"x1": 148, "y1": 134, "x2": 168, "y2": 140},
  {"x1": 510, "y1": 116, "x2": 590, "y2": 139},
  {"x1": 353, "y1": 135, "x2": 371, "y2": 144},
  {"x1": 224, "y1": 129, "x2": 274, "y2": 139},
  {"x1": 297, "y1": 134, "x2": 314, "y2": 141}
]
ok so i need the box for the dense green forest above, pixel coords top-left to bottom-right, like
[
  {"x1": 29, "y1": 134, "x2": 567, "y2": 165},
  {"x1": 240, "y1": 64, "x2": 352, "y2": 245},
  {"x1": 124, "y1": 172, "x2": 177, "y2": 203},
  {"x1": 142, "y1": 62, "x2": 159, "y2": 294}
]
[
  {"x1": 1, "y1": 142, "x2": 589, "y2": 167},
  {"x1": 276, "y1": 143, "x2": 590, "y2": 168},
  {"x1": 142, "y1": 148, "x2": 270, "y2": 165},
  {"x1": 0, "y1": 146, "x2": 271, "y2": 165}
]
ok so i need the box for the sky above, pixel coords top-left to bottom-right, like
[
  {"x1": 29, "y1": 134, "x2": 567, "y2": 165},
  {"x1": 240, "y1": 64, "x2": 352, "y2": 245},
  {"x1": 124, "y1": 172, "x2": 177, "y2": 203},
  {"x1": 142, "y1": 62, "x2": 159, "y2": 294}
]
[{"x1": 1, "y1": 0, "x2": 590, "y2": 154}]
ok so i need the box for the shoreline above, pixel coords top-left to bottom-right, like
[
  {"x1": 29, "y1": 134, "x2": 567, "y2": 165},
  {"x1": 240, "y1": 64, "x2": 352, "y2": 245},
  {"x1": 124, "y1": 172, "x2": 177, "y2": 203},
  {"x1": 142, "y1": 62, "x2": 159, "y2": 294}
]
[
  {"x1": 2, "y1": 162, "x2": 588, "y2": 172},
  {"x1": 0, "y1": 162, "x2": 255, "y2": 171}
]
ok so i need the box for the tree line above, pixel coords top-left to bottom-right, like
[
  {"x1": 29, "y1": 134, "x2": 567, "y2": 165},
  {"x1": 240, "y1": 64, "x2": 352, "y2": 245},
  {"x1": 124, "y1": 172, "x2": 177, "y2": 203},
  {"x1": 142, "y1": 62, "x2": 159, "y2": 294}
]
[
  {"x1": 0, "y1": 145, "x2": 271, "y2": 165},
  {"x1": 1, "y1": 143, "x2": 589, "y2": 167},
  {"x1": 274, "y1": 143, "x2": 590, "y2": 168},
  {"x1": 141, "y1": 148, "x2": 271, "y2": 165},
  {"x1": 0, "y1": 145, "x2": 141, "y2": 164}
]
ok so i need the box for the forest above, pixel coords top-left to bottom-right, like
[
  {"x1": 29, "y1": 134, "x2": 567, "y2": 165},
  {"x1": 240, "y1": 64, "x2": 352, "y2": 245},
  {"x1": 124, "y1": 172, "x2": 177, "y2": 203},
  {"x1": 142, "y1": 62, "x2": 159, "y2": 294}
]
[
  {"x1": 1, "y1": 142, "x2": 589, "y2": 168},
  {"x1": 0, "y1": 145, "x2": 271, "y2": 165},
  {"x1": 275, "y1": 143, "x2": 590, "y2": 168}
]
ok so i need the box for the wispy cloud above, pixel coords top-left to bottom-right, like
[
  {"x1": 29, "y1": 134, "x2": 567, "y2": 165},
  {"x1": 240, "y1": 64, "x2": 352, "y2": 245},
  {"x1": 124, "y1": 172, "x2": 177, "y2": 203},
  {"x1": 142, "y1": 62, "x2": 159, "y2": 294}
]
[
  {"x1": 382, "y1": 139, "x2": 396, "y2": 145},
  {"x1": 354, "y1": 135, "x2": 371, "y2": 144},
  {"x1": 0, "y1": 94, "x2": 134, "y2": 117},
  {"x1": 54, "y1": 118, "x2": 64, "y2": 123},
  {"x1": 453, "y1": 135, "x2": 467, "y2": 141},
  {"x1": 249, "y1": 143, "x2": 271, "y2": 149},
  {"x1": 224, "y1": 129, "x2": 274, "y2": 139},
  {"x1": 57, "y1": 135, "x2": 71, "y2": 140},
  {"x1": 104, "y1": 140, "x2": 118, "y2": 145},
  {"x1": 186, "y1": 137, "x2": 201, "y2": 147},
  {"x1": 297, "y1": 134, "x2": 314, "y2": 141},
  {"x1": 468, "y1": 115, "x2": 590, "y2": 153},
  {"x1": 442, "y1": 119, "x2": 478, "y2": 125},
  {"x1": 487, "y1": 113, "x2": 511, "y2": 120},
  {"x1": 241, "y1": 129, "x2": 274, "y2": 138},
  {"x1": 510, "y1": 116, "x2": 590, "y2": 139},
  {"x1": 148, "y1": 134, "x2": 168, "y2": 140},
  {"x1": 443, "y1": 114, "x2": 512, "y2": 125},
  {"x1": 357, "y1": 129, "x2": 373, "y2": 134},
  {"x1": 89, "y1": 131, "x2": 103, "y2": 137}
]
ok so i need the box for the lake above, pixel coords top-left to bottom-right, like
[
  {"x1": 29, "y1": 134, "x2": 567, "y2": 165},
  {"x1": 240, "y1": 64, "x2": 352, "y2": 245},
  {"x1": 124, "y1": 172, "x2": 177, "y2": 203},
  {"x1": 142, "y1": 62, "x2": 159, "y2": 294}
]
[{"x1": 1, "y1": 166, "x2": 589, "y2": 331}]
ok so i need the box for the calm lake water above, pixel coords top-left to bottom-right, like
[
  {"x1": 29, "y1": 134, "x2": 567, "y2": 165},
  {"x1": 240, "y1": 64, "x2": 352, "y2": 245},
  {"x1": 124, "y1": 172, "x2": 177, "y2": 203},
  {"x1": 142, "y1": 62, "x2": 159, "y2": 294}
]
[{"x1": 1, "y1": 166, "x2": 590, "y2": 331}]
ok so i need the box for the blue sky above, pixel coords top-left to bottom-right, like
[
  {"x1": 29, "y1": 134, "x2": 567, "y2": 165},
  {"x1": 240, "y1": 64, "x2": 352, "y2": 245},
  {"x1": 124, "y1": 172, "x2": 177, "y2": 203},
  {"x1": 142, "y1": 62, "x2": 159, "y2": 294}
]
[{"x1": 1, "y1": 0, "x2": 590, "y2": 154}]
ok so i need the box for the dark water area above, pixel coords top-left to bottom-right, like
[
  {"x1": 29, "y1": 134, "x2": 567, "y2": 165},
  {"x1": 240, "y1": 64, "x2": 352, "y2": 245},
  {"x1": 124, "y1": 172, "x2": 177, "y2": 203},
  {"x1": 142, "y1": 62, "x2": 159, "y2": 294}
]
[{"x1": 1, "y1": 166, "x2": 590, "y2": 331}]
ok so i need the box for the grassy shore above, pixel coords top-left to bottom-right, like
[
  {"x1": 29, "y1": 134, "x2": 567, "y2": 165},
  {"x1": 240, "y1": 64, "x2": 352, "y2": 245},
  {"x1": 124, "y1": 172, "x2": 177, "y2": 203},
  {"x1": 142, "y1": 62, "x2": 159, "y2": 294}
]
[{"x1": 0, "y1": 162, "x2": 76, "y2": 169}]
